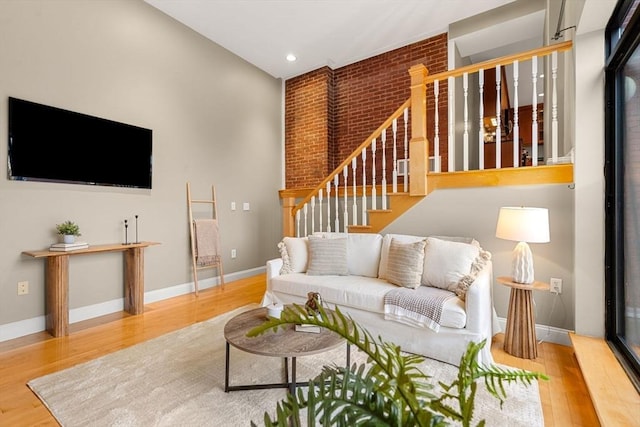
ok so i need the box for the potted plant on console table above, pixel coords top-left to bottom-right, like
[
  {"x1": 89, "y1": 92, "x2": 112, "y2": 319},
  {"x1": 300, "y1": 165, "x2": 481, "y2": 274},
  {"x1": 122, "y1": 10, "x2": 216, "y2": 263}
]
[{"x1": 55, "y1": 220, "x2": 81, "y2": 244}]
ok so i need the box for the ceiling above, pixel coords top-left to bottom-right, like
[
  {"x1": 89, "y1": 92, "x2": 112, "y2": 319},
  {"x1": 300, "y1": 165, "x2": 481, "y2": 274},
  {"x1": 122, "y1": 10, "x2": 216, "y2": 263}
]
[{"x1": 143, "y1": 0, "x2": 522, "y2": 80}]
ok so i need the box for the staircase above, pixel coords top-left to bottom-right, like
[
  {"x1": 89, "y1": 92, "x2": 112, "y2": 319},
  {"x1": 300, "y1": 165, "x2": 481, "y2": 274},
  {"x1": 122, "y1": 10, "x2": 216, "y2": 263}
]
[{"x1": 281, "y1": 41, "x2": 574, "y2": 237}]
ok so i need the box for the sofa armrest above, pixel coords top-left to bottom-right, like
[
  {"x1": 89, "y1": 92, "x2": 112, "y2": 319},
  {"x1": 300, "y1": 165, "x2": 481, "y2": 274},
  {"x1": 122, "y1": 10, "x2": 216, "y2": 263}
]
[
  {"x1": 266, "y1": 258, "x2": 283, "y2": 292},
  {"x1": 463, "y1": 260, "x2": 494, "y2": 338}
]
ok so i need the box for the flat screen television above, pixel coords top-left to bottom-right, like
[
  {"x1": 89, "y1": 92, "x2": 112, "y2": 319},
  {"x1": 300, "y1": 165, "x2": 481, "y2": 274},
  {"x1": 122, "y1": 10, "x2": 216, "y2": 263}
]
[{"x1": 7, "y1": 97, "x2": 153, "y2": 189}]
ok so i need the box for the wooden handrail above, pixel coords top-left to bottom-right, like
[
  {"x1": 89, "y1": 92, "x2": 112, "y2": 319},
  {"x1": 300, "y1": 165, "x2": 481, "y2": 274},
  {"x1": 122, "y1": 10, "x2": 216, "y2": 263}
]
[
  {"x1": 425, "y1": 41, "x2": 573, "y2": 84},
  {"x1": 291, "y1": 98, "x2": 411, "y2": 217}
]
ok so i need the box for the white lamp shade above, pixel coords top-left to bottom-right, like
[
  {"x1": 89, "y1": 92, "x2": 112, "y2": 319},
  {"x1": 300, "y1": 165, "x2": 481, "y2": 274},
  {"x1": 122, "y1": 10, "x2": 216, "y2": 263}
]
[{"x1": 495, "y1": 207, "x2": 550, "y2": 243}]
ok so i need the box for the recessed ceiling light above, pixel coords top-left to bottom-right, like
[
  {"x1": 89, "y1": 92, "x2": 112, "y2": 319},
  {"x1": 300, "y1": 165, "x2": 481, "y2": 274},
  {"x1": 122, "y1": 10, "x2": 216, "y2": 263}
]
[
  {"x1": 286, "y1": 54, "x2": 297, "y2": 62},
  {"x1": 538, "y1": 93, "x2": 544, "y2": 97}
]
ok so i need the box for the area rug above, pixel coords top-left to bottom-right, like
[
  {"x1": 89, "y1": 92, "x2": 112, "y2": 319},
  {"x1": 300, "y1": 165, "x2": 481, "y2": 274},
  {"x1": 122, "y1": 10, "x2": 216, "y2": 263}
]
[{"x1": 28, "y1": 304, "x2": 543, "y2": 426}]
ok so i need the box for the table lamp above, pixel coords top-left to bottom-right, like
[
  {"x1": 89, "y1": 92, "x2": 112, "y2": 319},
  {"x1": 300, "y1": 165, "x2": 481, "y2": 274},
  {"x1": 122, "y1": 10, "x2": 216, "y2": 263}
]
[{"x1": 495, "y1": 207, "x2": 550, "y2": 284}]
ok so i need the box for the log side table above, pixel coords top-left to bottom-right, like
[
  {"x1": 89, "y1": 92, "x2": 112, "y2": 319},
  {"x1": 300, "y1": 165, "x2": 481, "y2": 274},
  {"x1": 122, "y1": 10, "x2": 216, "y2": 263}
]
[{"x1": 497, "y1": 276, "x2": 550, "y2": 359}]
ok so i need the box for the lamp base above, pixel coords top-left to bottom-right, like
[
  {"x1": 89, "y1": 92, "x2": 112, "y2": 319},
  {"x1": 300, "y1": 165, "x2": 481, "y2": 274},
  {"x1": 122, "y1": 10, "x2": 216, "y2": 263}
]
[{"x1": 511, "y1": 241, "x2": 534, "y2": 284}]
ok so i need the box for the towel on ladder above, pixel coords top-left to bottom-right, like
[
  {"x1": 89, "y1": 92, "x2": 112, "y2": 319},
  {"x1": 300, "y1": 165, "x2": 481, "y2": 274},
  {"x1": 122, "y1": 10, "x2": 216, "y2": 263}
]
[{"x1": 193, "y1": 219, "x2": 220, "y2": 266}]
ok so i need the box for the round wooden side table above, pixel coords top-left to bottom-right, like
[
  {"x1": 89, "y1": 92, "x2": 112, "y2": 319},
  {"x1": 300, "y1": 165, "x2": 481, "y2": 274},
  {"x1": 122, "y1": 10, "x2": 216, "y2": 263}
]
[
  {"x1": 223, "y1": 306, "x2": 349, "y2": 395},
  {"x1": 497, "y1": 276, "x2": 550, "y2": 359}
]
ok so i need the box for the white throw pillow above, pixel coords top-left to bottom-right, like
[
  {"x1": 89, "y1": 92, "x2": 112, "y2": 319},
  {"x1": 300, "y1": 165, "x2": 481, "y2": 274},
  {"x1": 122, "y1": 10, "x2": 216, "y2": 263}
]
[
  {"x1": 422, "y1": 237, "x2": 487, "y2": 299},
  {"x1": 431, "y1": 235, "x2": 480, "y2": 247},
  {"x1": 384, "y1": 238, "x2": 426, "y2": 289},
  {"x1": 306, "y1": 236, "x2": 349, "y2": 275},
  {"x1": 378, "y1": 233, "x2": 426, "y2": 279},
  {"x1": 347, "y1": 233, "x2": 383, "y2": 277},
  {"x1": 277, "y1": 237, "x2": 308, "y2": 274}
]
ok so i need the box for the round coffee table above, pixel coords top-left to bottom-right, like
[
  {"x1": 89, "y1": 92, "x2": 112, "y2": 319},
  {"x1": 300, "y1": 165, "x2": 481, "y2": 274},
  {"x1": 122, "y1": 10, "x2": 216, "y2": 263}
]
[{"x1": 224, "y1": 306, "x2": 349, "y2": 394}]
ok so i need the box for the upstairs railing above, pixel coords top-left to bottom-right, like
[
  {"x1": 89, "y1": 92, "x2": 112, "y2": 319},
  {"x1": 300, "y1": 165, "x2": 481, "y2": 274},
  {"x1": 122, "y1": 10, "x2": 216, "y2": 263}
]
[{"x1": 284, "y1": 40, "x2": 573, "y2": 237}]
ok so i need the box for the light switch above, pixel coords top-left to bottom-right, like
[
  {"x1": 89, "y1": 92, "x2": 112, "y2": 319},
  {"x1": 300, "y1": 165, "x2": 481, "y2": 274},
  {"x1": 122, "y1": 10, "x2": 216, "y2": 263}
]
[
  {"x1": 231, "y1": 202, "x2": 236, "y2": 211},
  {"x1": 243, "y1": 202, "x2": 250, "y2": 211}
]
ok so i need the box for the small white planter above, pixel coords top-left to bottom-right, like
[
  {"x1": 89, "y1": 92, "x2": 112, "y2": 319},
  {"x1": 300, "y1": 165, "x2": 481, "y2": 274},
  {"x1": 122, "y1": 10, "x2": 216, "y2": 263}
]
[{"x1": 63, "y1": 235, "x2": 76, "y2": 244}]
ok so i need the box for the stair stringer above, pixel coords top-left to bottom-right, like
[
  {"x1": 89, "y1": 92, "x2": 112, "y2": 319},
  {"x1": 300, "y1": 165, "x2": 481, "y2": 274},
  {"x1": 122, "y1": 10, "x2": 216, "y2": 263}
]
[{"x1": 348, "y1": 193, "x2": 425, "y2": 234}]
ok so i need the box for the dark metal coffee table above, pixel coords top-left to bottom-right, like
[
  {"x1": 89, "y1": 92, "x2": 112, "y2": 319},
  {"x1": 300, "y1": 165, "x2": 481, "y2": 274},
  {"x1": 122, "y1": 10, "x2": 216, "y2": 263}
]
[{"x1": 223, "y1": 306, "x2": 350, "y2": 394}]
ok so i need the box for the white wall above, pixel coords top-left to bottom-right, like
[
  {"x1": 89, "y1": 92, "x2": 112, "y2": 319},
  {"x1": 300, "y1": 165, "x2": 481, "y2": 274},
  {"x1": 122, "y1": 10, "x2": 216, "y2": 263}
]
[
  {"x1": 0, "y1": 0, "x2": 283, "y2": 334},
  {"x1": 573, "y1": 28, "x2": 607, "y2": 337}
]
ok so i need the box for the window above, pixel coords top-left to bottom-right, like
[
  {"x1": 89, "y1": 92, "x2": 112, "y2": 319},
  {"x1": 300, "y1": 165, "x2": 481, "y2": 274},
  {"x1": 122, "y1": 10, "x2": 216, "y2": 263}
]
[{"x1": 605, "y1": 0, "x2": 640, "y2": 390}]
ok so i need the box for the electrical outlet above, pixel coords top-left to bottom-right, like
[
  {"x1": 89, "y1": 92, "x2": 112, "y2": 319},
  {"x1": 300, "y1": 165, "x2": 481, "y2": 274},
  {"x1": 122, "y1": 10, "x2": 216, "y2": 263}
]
[
  {"x1": 17, "y1": 281, "x2": 29, "y2": 295},
  {"x1": 231, "y1": 202, "x2": 236, "y2": 211},
  {"x1": 550, "y1": 277, "x2": 562, "y2": 294},
  {"x1": 231, "y1": 249, "x2": 237, "y2": 259}
]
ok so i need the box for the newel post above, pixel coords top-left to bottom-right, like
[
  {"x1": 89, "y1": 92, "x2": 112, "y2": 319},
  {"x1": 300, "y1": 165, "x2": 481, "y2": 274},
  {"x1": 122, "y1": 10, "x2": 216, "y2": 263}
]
[
  {"x1": 281, "y1": 196, "x2": 296, "y2": 237},
  {"x1": 408, "y1": 64, "x2": 429, "y2": 196}
]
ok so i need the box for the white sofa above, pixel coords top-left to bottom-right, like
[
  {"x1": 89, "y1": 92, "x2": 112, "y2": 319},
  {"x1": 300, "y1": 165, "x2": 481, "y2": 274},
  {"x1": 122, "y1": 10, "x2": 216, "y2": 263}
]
[{"x1": 263, "y1": 232, "x2": 498, "y2": 366}]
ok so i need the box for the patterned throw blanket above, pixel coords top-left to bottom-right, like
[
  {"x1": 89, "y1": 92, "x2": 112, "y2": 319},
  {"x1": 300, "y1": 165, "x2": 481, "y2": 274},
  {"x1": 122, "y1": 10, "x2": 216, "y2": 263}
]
[{"x1": 384, "y1": 286, "x2": 456, "y2": 332}]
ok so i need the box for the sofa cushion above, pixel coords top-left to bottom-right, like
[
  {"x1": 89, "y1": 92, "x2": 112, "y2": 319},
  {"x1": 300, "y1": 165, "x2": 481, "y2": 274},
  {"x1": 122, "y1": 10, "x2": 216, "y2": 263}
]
[
  {"x1": 385, "y1": 238, "x2": 426, "y2": 289},
  {"x1": 378, "y1": 233, "x2": 426, "y2": 279},
  {"x1": 307, "y1": 236, "x2": 349, "y2": 275},
  {"x1": 421, "y1": 237, "x2": 490, "y2": 299},
  {"x1": 271, "y1": 273, "x2": 392, "y2": 313},
  {"x1": 347, "y1": 233, "x2": 383, "y2": 277},
  {"x1": 277, "y1": 237, "x2": 308, "y2": 274},
  {"x1": 269, "y1": 273, "x2": 467, "y2": 328}
]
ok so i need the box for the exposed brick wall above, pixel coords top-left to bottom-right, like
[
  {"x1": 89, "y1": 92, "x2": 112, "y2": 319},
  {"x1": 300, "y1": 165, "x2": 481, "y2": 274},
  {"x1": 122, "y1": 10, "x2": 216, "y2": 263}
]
[
  {"x1": 284, "y1": 67, "x2": 334, "y2": 188},
  {"x1": 285, "y1": 33, "x2": 449, "y2": 189}
]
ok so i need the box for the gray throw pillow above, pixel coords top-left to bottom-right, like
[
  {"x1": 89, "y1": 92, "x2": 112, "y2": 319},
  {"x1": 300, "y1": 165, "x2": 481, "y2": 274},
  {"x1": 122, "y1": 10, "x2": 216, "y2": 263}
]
[
  {"x1": 385, "y1": 238, "x2": 426, "y2": 289},
  {"x1": 306, "y1": 236, "x2": 349, "y2": 275}
]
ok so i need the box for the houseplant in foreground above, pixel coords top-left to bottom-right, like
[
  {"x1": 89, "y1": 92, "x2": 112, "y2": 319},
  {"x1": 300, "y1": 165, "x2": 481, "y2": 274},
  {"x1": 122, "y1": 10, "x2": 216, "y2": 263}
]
[
  {"x1": 247, "y1": 304, "x2": 547, "y2": 427},
  {"x1": 55, "y1": 220, "x2": 81, "y2": 243}
]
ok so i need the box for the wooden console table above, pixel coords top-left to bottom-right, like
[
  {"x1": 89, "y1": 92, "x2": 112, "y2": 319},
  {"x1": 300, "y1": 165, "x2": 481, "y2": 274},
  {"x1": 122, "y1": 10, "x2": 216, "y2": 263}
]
[
  {"x1": 497, "y1": 276, "x2": 550, "y2": 359},
  {"x1": 22, "y1": 242, "x2": 160, "y2": 337}
]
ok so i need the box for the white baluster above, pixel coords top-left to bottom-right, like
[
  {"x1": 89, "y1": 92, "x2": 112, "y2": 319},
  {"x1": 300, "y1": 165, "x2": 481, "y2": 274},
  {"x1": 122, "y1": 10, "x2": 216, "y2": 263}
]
[
  {"x1": 334, "y1": 174, "x2": 339, "y2": 232},
  {"x1": 381, "y1": 129, "x2": 387, "y2": 209},
  {"x1": 310, "y1": 196, "x2": 315, "y2": 234},
  {"x1": 551, "y1": 51, "x2": 558, "y2": 163},
  {"x1": 343, "y1": 166, "x2": 348, "y2": 232},
  {"x1": 295, "y1": 209, "x2": 300, "y2": 237},
  {"x1": 371, "y1": 139, "x2": 377, "y2": 210},
  {"x1": 361, "y1": 149, "x2": 367, "y2": 225},
  {"x1": 479, "y1": 69, "x2": 485, "y2": 170},
  {"x1": 513, "y1": 60, "x2": 520, "y2": 167},
  {"x1": 318, "y1": 189, "x2": 323, "y2": 233},
  {"x1": 448, "y1": 76, "x2": 455, "y2": 172},
  {"x1": 495, "y1": 64, "x2": 502, "y2": 169},
  {"x1": 326, "y1": 182, "x2": 331, "y2": 232},
  {"x1": 463, "y1": 73, "x2": 469, "y2": 171},
  {"x1": 352, "y1": 158, "x2": 357, "y2": 226},
  {"x1": 392, "y1": 118, "x2": 398, "y2": 193},
  {"x1": 434, "y1": 80, "x2": 440, "y2": 173},
  {"x1": 532, "y1": 56, "x2": 538, "y2": 166},
  {"x1": 403, "y1": 108, "x2": 408, "y2": 192},
  {"x1": 303, "y1": 203, "x2": 308, "y2": 237}
]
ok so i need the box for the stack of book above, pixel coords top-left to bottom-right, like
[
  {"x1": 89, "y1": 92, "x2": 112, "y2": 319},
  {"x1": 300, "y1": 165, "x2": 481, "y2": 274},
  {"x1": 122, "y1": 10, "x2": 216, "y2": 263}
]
[
  {"x1": 294, "y1": 324, "x2": 321, "y2": 334},
  {"x1": 49, "y1": 242, "x2": 89, "y2": 252}
]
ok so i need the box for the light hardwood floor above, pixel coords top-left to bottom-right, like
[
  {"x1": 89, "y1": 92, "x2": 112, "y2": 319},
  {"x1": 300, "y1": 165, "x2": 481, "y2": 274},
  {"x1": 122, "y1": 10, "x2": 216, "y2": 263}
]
[{"x1": 0, "y1": 274, "x2": 599, "y2": 426}]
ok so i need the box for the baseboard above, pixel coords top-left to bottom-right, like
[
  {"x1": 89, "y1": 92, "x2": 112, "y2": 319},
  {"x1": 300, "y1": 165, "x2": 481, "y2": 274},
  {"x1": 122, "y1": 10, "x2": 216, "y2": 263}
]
[
  {"x1": 0, "y1": 266, "x2": 265, "y2": 343},
  {"x1": 497, "y1": 317, "x2": 572, "y2": 347}
]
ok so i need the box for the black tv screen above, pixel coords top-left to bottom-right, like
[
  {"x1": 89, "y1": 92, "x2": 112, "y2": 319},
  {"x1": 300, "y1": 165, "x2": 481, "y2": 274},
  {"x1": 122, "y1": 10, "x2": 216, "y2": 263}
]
[{"x1": 8, "y1": 97, "x2": 153, "y2": 189}]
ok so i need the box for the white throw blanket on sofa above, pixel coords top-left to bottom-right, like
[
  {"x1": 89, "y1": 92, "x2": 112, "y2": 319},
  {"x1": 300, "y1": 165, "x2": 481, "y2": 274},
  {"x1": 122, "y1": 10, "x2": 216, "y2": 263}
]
[{"x1": 384, "y1": 286, "x2": 457, "y2": 332}]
